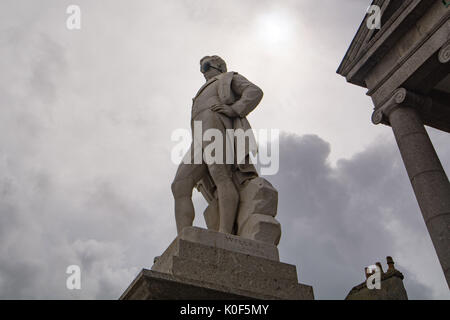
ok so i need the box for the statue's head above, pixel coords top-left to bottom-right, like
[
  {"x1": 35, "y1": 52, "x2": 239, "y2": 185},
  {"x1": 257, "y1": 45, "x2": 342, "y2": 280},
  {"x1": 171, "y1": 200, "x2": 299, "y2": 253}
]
[{"x1": 200, "y1": 55, "x2": 227, "y2": 80}]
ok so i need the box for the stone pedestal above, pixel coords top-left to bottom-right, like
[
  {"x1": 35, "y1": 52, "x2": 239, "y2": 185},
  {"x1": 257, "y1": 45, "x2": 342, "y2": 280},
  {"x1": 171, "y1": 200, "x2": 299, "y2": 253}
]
[{"x1": 120, "y1": 227, "x2": 314, "y2": 300}]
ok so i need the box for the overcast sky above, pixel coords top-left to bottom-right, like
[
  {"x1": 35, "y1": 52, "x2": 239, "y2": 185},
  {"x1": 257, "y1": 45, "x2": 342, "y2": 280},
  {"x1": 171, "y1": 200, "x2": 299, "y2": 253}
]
[{"x1": 0, "y1": 0, "x2": 449, "y2": 299}]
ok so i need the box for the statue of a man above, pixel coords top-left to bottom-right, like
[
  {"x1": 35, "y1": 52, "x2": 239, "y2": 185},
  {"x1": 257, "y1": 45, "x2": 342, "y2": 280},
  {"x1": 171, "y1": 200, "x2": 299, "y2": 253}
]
[{"x1": 171, "y1": 55, "x2": 263, "y2": 235}]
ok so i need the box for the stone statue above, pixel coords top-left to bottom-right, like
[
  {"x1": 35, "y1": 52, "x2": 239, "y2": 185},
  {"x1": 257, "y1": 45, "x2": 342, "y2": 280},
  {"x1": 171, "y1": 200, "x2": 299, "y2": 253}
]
[
  {"x1": 121, "y1": 57, "x2": 311, "y2": 301},
  {"x1": 171, "y1": 55, "x2": 281, "y2": 245}
]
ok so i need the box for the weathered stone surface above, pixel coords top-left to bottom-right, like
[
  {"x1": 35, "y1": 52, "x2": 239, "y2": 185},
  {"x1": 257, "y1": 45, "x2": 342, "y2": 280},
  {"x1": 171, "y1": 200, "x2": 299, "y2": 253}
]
[
  {"x1": 389, "y1": 106, "x2": 450, "y2": 287},
  {"x1": 169, "y1": 256, "x2": 310, "y2": 300},
  {"x1": 346, "y1": 275, "x2": 408, "y2": 300},
  {"x1": 345, "y1": 257, "x2": 408, "y2": 300},
  {"x1": 235, "y1": 177, "x2": 281, "y2": 245},
  {"x1": 203, "y1": 198, "x2": 219, "y2": 231},
  {"x1": 120, "y1": 270, "x2": 302, "y2": 300},
  {"x1": 202, "y1": 177, "x2": 281, "y2": 247},
  {"x1": 177, "y1": 226, "x2": 279, "y2": 261},
  {"x1": 236, "y1": 177, "x2": 278, "y2": 229},
  {"x1": 152, "y1": 239, "x2": 297, "y2": 281},
  {"x1": 146, "y1": 227, "x2": 314, "y2": 300},
  {"x1": 239, "y1": 214, "x2": 281, "y2": 245}
]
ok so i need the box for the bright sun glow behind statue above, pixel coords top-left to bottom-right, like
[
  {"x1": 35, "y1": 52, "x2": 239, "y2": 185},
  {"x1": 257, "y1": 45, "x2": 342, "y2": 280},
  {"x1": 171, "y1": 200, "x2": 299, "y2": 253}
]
[{"x1": 255, "y1": 11, "x2": 296, "y2": 46}]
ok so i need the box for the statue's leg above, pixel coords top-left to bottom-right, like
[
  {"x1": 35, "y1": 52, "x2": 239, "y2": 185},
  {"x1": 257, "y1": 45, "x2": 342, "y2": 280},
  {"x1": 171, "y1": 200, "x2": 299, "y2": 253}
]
[
  {"x1": 208, "y1": 164, "x2": 239, "y2": 234},
  {"x1": 197, "y1": 110, "x2": 240, "y2": 234},
  {"x1": 171, "y1": 147, "x2": 207, "y2": 234}
]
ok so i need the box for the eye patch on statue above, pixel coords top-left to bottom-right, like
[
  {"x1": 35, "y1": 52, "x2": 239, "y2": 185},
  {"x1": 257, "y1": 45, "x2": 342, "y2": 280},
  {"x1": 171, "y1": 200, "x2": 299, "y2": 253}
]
[{"x1": 201, "y1": 61, "x2": 222, "y2": 73}]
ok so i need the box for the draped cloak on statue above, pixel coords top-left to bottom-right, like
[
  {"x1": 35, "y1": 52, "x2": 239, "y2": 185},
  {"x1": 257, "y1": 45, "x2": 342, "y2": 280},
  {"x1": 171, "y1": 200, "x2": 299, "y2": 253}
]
[{"x1": 191, "y1": 71, "x2": 263, "y2": 202}]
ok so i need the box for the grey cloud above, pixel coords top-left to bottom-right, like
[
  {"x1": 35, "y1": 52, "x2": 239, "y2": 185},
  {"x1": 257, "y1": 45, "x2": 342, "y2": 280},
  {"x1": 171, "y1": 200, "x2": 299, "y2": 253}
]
[{"x1": 266, "y1": 132, "x2": 447, "y2": 299}]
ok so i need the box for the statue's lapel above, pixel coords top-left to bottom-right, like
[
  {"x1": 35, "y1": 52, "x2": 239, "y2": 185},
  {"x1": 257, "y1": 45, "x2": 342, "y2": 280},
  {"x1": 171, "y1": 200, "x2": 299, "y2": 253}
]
[
  {"x1": 192, "y1": 76, "x2": 219, "y2": 101},
  {"x1": 218, "y1": 72, "x2": 236, "y2": 105}
]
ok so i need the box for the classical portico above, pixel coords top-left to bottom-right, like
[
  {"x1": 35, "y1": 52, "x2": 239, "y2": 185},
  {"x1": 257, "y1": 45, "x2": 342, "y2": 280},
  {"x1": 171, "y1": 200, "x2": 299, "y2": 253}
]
[{"x1": 338, "y1": 0, "x2": 450, "y2": 287}]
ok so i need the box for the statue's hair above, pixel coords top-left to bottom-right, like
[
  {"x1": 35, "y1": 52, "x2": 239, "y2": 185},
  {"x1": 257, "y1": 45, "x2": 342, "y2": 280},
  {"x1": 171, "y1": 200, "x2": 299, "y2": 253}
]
[{"x1": 200, "y1": 55, "x2": 227, "y2": 73}]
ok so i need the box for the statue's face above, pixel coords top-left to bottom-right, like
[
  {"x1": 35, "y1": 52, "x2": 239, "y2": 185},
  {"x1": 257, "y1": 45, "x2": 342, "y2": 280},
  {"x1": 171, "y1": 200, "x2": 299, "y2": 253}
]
[{"x1": 200, "y1": 58, "x2": 222, "y2": 81}]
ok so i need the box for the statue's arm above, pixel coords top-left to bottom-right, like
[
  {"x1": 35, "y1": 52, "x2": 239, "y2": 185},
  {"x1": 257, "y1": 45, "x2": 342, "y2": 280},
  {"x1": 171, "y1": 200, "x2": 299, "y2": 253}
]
[{"x1": 229, "y1": 73, "x2": 263, "y2": 118}]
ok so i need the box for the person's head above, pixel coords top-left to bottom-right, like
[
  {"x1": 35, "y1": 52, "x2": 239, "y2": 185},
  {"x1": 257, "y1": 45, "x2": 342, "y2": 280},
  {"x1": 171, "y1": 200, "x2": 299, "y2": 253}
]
[{"x1": 200, "y1": 55, "x2": 227, "y2": 80}]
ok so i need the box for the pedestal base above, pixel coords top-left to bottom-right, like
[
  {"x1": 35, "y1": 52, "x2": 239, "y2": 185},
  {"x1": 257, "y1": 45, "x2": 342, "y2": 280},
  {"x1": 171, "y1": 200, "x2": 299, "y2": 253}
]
[{"x1": 120, "y1": 227, "x2": 314, "y2": 300}]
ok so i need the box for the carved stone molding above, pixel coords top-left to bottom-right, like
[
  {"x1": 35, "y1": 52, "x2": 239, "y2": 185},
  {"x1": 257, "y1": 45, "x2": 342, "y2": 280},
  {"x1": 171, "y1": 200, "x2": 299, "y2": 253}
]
[
  {"x1": 371, "y1": 88, "x2": 432, "y2": 125},
  {"x1": 438, "y1": 42, "x2": 450, "y2": 64}
]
